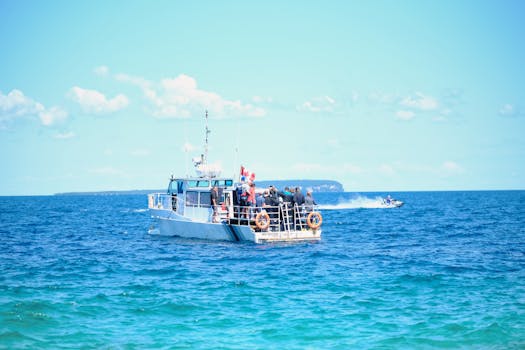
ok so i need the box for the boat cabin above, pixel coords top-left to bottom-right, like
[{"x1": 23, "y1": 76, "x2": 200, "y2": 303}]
[{"x1": 158, "y1": 176, "x2": 236, "y2": 222}]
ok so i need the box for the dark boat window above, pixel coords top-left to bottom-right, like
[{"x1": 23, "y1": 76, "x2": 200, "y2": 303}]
[
  {"x1": 186, "y1": 191, "x2": 198, "y2": 207},
  {"x1": 200, "y1": 192, "x2": 211, "y2": 207}
]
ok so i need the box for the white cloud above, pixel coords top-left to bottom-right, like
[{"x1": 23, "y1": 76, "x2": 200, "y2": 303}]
[
  {"x1": 0, "y1": 89, "x2": 42, "y2": 116},
  {"x1": 499, "y1": 103, "x2": 516, "y2": 116},
  {"x1": 89, "y1": 166, "x2": 122, "y2": 175},
  {"x1": 130, "y1": 149, "x2": 150, "y2": 157},
  {"x1": 298, "y1": 96, "x2": 336, "y2": 113},
  {"x1": 69, "y1": 86, "x2": 128, "y2": 114},
  {"x1": 115, "y1": 73, "x2": 151, "y2": 90},
  {"x1": 252, "y1": 96, "x2": 273, "y2": 104},
  {"x1": 292, "y1": 162, "x2": 324, "y2": 172},
  {"x1": 0, "y1": 89, "x2": 68, "y2": 126},
  {"x1": 400, "y1": 92, "x2": 438, "y2": 110},
  {"x1": 343, "y1": 163, "x2": 363, "y2": 174},
  {"x1": 379, "y1": 164, "x2": 395, "y2": 175},
  {"x1": 40, "y1": 106, "x2": 68, "y2": 126},
  {"x1": 442, "y1": 161, "x2": 464, "y2": 174},
  {"x1": 368, "y1": 91, "x2": 397, "y2": 104},
  {"x1": 396, "y1": 110, "x2": 415, "y2": 120},
  {"x1": 54, "y1": 131, "x2": 75, "y2": 139},
  {"x1": 116, "y1": 73, "x2": 265, "y2": 118},
  {"x1": 350, "y1": 91, "x2": 359, "y2": 103},
  {"x1": 182, "y1": 142, "x2": 196, "y2": 153},
  {"x1": 93, "y1": 65, "x2": 109, "y2": 76},
  {"x1": 432, "y1": 115, "x2": 447, "y2": 122},
  {"x1": 326, "y1": 138, "x2": 340, "y2": 148},
  {"x1": 289, "y1": 162, "x2": 363, "y2": 177}
]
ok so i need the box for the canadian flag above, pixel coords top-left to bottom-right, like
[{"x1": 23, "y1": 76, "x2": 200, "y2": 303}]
[{"x1": 240, "y1": 166, "x2": 256, "y2": 182}]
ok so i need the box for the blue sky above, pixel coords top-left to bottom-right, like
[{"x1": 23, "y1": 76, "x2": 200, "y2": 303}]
[{"x1": 1, "y1": 1, "x2": 524, "y2": 195}]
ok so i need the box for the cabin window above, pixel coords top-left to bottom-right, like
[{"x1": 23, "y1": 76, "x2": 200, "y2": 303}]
[
  {"x1": 168, "y1": 180, "x2": 184, "y2": 194},
  {"x1": 187, "y1": 180, "x2": 210, "y2": 188},
  {"x1": 200, "y1": 192, "x2": 211, "y2": 207},
  {"x1": 186, "y1": 191, "x2": 199, "y2": 207},
  {"x1": 212, "y1": 180, "x2": 233, "y2": 187},
  {"x1": 187, "y1": 181, "x2": 197, "y2": 188}
]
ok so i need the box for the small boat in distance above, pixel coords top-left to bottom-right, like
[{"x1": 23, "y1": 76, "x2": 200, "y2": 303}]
[
  {"x1": 148, "y1": 112, "x2": 323, "y2": 243},
  {"x1": 382, "y1": 195, "x2": 404, "y2": 208}
]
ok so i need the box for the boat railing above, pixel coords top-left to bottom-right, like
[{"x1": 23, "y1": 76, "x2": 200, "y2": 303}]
[
  {"x1": 148, "y1": 193, "x2": 181, "y2": 210},
  {"x1": 226, "y1": 203, "x2": 321, "y2": 232},
  {"x1": 149, "y1": 193, "x2": 215, "y2": 221},
  {"x1": 149, "y1": 193, "x2": 321, "y2": 231},
  {"x1": 148, "y1": 193, "x2": 184, "y2": 211}
]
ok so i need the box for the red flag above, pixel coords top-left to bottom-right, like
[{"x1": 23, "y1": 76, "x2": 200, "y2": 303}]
[{"x1": 240, "y1": 166, "x2": 255, "y2": 182}]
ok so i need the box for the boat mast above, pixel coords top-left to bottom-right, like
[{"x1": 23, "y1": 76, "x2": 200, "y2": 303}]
[{"x1": 203, "y1": 110, "x2": 210, "y2": 166}]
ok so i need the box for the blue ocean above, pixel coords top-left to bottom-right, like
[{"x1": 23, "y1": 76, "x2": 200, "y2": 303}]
[{"x1": 1, "y1": 191, "x2": 524, "y2": 349}]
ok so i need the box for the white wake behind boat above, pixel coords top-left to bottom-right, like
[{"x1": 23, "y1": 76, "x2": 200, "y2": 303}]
[{"x1": 148, "y1": 112, "x2": 323, "y2": 243}]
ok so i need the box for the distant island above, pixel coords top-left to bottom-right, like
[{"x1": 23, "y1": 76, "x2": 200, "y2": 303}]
[{"x1": 55, "y1": 179, "x2": 344, "y2": 196}]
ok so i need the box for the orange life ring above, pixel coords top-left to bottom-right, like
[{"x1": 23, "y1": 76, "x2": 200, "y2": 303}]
[
  {"x1": 255, "y1": 211, "x2": 270, "y2": 230},
  {"x1": 307, "y1": 212, "x2": 323, "y2": 229}
]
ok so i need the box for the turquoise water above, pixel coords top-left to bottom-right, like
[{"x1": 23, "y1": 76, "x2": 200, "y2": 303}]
[{"x1": 1, "y1": 191, "x2": 524, "y2": 349}]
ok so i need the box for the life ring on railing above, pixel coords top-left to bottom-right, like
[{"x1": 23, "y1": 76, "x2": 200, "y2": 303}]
[
  {"x1": 255, "y1": 211, "x2": 270, "y2": 230},
  {"x1": 307, "y1": 212, "x2": 323, "y2": 229}
]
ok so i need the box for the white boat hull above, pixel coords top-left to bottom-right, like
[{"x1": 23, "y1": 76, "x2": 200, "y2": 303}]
[
  {"x1": 150, "y1": 208, "x2": 321, "y2": 244},
  {"x1": 382, "y1": 199, "x2": 404, "y2": 208}
]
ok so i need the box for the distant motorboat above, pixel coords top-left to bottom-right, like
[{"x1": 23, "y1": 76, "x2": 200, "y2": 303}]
[{"x1": 382, "y1": 196, "x2": 404, "y2": 208}]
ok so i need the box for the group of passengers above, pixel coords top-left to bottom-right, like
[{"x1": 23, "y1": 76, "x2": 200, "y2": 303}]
[
  {"x1": 235, "y1": 180, "x2": 317, "y2": 220},
  {"x1": 210, "y1": 178, "x2": 318, "y2": 223}
]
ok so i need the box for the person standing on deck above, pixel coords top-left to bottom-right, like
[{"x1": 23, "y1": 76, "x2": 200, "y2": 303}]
[
  {"x1": 293, "y1": 187, "x2": 305, "y2": 207},
  {"x1": 292, "y1": 187, "x2": 306, "y2": 227},
  {"x1": 304, "y1": 191, "x2": 317, "y2": 212},
  {"x1": 247, "y1": 182, "x2": 256, "y2": 218},
  {"x1": 255, "y1": 191, "x2": 265, "y2": 212},
  {"x1": 211, "y1": 185, "x2": 219, "y2": 222}
]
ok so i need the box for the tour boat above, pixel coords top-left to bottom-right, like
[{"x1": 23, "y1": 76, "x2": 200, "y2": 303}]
[{"x1": 148, "y1": 112, "x2": 323, "y2": 243}]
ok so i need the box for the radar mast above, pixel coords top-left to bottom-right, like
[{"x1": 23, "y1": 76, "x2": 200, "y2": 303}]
[{"x1": 203, "y1": 110, "x2": 210, "y2": 165}]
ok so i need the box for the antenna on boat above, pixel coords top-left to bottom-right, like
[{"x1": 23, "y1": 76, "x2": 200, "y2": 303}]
[
  {"x1": 203, "y1": 110, "x2": 210, "y2": 166},
  {"x1": 233, "y1": 118, "x2": 240, "y2": 179}
]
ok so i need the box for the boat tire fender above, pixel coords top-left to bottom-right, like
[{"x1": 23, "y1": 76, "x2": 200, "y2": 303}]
[{"x1": 307, "y1": 212, "x2": 323, "y2": 230}]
